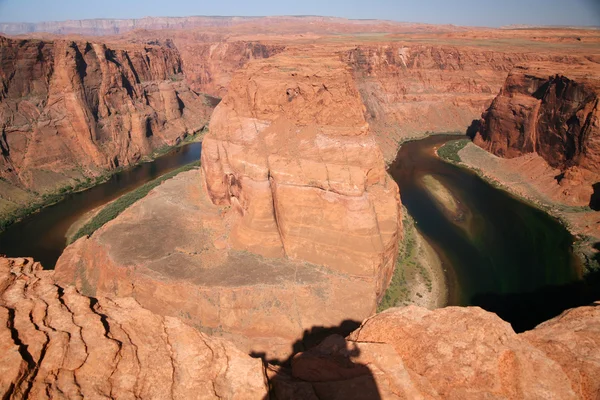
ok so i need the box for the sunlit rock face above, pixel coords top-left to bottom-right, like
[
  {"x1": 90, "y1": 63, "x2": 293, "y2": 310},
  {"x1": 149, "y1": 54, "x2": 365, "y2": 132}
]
[
  {"x1": 201, "y1": 49, "x2": 402, "y2": 297},
  {"x1": 0, "y1": 35, "x2": 212, "y2": 193}
]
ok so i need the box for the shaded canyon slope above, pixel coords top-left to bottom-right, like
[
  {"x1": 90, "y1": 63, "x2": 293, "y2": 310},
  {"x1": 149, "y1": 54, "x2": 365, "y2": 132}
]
[
  {"x1": 473, "y1": 62, "x2": 600, "y2": 207},
  {"x1": 0, "y1": 35, "x2": 213, "y2": 195},
  {"x1": 4, "y1": 257, "x2": 600, "y2": 400}
]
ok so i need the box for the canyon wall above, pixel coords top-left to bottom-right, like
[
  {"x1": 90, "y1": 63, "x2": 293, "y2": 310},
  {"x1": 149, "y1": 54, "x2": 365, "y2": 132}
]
[
  {"x1": 201, "y1": 48, "x2": 401, "y2": 293},
  {"x1": 0, "y1": 35, "x2": 212, "y2": 195},
  {"x1": 345, "y1": 44, "x2": 587, "y2": 160},
  {"x1": 4, "y1": 257, "x2": 600, "y2": 399},
  {"x1": 473, "y1": 63, "x2": 600, "y2": 206}
]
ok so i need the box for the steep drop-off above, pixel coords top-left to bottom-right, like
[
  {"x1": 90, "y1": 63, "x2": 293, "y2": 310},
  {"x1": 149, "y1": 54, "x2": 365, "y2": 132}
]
[
  {"x1": 473, "y1": 62, "x2": 600, "y2": 206},
  {"x1": 201, "y1": 48, "x2": 401, "y2": 293},
  {"x1": 0, "y1": 35, "x2": 212, "y2": 196}
]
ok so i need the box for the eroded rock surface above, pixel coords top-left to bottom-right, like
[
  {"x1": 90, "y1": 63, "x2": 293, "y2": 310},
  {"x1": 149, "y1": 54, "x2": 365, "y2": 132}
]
[
  {"x1": 0, "y1": 257, "x2": 268, "y2": 399},
  {"x1": 201, "y1": 49, "x2": 401, "y2": 294},
  {"x1": 272, "y1": 305, "x2": 600, "y2": 400},
  {"x1": 0, "y1": 35, "x2": 212, "y2": 194},
  {"x1": 55, "y1": 170, "x2": 379, "y2": 359},
  {"x1": 6, "y1": 256, "x2": 600, "y2": 400},
  {"x1": 474, "y1": 62, "x2": 600, "y2": 206}
]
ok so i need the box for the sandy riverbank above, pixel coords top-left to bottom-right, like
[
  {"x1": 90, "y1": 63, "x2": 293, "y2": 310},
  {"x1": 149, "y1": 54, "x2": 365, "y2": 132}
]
[{"x1": 379, "y1": 208, "x2": 448, "y2": 311}]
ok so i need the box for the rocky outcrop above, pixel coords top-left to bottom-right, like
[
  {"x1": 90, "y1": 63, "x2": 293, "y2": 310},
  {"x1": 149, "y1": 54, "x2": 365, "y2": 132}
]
[
  {"x1": 473, "y1": 63, "x2": 600, "y2": 206},
  {"x1": 201, "y1": 49, "x2": 401, "y2": 293},
  {"x1": 0, "y1": 35, "x2": 212, "y2": 194},
  {"x1": 6, "y1": 256, "x2": 600, "y2": 399},
  {"x1": 272, "y1": 304, "x2": 600, "y2": 400},
  {"x1": 55, "y1": 169, "x2": 381, "y2": 360},
  {"x1": 0, "y1": 257, "x2": 268, "y2": 399},
  {"x1": 345, "y1": 45, "x2": 588, "y2": 160}
]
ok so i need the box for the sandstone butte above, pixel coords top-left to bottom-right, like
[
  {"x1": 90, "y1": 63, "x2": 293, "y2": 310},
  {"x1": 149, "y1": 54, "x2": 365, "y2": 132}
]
[
  {"x1": 3, "y1": 257, "x2": 600, "y2": 399},
  {"x1": 54, "y1": 48, "x2": 402, "y2": 359},
  {"x1": 474, "y1": 62, "x2": 600, "y2": 207}
]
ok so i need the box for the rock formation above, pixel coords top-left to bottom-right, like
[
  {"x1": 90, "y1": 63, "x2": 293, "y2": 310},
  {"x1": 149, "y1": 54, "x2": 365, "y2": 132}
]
[
  {"x1": 345, "y1": 45, "x2": 589, "y2": 160},
  {"x1": 0, "y1": 257, "x2": 268, "y2": 399},
  {"x1": 4, "y1": 257, "x2": 600, "y2": 399},
  {"x1": 54, "y1": 48, "x2": 401, "y2": 359},
  {"x1": 0, "y1": 35, "x2": 212, "y2": 194},
  {"x1": 201, "y1": 49, "x2": 401, "y2": 284},
  {"x1": 473, "y1": 62, "x2": 600, "y2": 206},
  {"x1": 272, "y1": 304, "x2": 600, "y2": 400}
]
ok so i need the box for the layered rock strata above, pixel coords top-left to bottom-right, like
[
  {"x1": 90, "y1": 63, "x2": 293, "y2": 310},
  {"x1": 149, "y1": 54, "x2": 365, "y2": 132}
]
[
  {"x1": 345, "y1": 45, "x2": 589, "y2": 160},
  {"x1": 55, "y1": 169, "x2": 382, "y2": 359},
  {"x1": 0, "y1": 257, "x2": 268, "y2": 399},
  {"x1": 201, "y1": 49, "x2": 401, "y2": 293},
  {"x1": 5, "y1": 256, "x2": 600, "y2": 399},
  {"x1": 0, "y1": 35, "x2": 212, "y2": 194},
  {"x1": 473, "y1": 63, "x2": 600, "y2": 206}
]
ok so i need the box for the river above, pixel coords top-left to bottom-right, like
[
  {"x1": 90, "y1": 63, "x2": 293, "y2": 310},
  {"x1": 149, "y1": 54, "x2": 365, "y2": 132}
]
[
  {"x1": 0, "y1": 135, "x2": 592, "y2": 331},
  {"x1": 388, "y1": 135, "x2": 593, "y2": 331},
  {"x1": 0, "y1": 142, "x2": 202, "y2": 270}
]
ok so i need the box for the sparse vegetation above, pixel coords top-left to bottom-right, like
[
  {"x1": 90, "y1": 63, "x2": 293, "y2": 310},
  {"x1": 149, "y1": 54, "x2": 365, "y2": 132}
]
[
  {"x1": 378, "y1": 209, "x2": 434, "y2": 311},
  {"x1": 437, "y1": 138, "x2": 470, "y2": 163},
  {"x1": 69, "y1": 161, "x2": 200, "y2": 244}
]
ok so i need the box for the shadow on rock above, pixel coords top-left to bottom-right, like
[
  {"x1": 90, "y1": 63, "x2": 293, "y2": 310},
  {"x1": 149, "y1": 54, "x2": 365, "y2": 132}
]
[
  {"x1": 251, "y1": 320, "x2": 382, "y2": 400},
  {"x1": 466, "y1": 119, "x2": 482, "y2": 140},
  {"x1": 472, "y1": 267, "x2": 600, "y2": 333},
  {"x1": 589, "y1": 182, "x2": 600, "y2": 211}
]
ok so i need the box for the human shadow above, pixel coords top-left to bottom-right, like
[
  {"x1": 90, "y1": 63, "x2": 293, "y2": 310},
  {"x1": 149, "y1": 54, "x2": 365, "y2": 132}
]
[
  {"x1": 251, "y1": 320, "x2": 382, "y2": 400},
  {"x1": 472, "y1": 266, "x2": 600, "y2": 333}
]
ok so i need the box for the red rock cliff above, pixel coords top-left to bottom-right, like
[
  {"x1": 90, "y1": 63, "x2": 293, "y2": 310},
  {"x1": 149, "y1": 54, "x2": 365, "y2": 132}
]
[
  {"x1": 201, "y1": 48, "x2": 401, "y2": 297},
  {"x1": 345, "y1": 44, "x2": 588, "y2": 160},
  {"x1": 0, "y1": 35, "x2": 212, "y2": 193},
  {"x1": 474, "y1": 63, "x2": 600, "y2": 206}
]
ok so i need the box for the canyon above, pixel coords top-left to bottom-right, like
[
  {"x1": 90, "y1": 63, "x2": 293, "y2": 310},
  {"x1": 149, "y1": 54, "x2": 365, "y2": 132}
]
[{"x1": 0, "y1": 15, "x2": 599, "y2": 399}]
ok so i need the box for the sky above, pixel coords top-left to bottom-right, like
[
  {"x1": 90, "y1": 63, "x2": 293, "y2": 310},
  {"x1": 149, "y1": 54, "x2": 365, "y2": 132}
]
[{"x1": 0, "y1": 0, "x2": 599, "y2": 27}]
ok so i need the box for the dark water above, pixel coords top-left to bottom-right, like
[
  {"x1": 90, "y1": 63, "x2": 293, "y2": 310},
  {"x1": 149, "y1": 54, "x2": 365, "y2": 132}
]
[
  {"x1": 0, "y1": 142, "x2": 202, "y2": 269},
  {"x1": 388, "y1": 135, "x2": 597, "y2": 332}
]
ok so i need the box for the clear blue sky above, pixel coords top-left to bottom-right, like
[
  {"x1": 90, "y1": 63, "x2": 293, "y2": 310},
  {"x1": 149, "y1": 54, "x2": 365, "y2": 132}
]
[{"x1": 0, "y1": 0, "x2": 599, "y2": 27}]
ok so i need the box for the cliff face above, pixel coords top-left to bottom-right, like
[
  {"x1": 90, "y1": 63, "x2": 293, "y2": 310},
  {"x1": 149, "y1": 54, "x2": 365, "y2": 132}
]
[
  {"x1": 474, "y1": 63, "x2": 600, "y2": 206},
  {"x1": 201, "y1": 49, "x2": 401, "y2": 293},
  {"x1": 345, "y1": 44, "x2": 587, "y2": 160},
  {"x1": 0, "y1": 35, "x2": 212, "y2": 194},
  {"x1": 4, "y1": 257, "x2": 600, "y2": 400}
]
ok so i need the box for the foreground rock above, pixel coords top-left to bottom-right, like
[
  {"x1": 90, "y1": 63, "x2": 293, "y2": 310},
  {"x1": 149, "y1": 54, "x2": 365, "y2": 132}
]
[
  {"x1": 5, "y1": 256, "x2": 600, "y2": 399},
  {"x1": 0, "y1": 257, "x2": 268, "y2": 399},
  {"x1": 272, "y1": 305, "x2": 600, "y2": 400},
  {"x1": 473, "y1": 62, "x2": 600, "y2": 207}
]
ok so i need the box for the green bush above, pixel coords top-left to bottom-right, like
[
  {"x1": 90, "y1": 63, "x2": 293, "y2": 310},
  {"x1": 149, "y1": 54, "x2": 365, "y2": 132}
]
[{"x1": 437, "y1": 139, "x2": 470, "y2": 163}]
